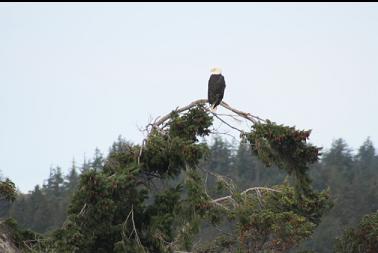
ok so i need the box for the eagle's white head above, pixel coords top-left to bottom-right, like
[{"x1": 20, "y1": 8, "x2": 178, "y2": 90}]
[{"x1": 210, "y1": 67, "x2": 222, "y2": 75}]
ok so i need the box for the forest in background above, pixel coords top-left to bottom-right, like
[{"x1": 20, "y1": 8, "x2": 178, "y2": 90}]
[{"x1": 1, "y1": 135, "x2": 377, "y2": 252}]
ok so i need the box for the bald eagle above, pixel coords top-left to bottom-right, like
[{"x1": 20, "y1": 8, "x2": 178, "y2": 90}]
[{"x1": 208, "y1": 67, "x2": 226, "y2": 112}]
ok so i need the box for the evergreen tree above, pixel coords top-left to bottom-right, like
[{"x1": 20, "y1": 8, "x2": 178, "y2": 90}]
[
  {"x1": 335, "y1": 211, "x2": 378, "y2": 253},
  {"x1": 45, "y1": 166, "x2": 65, "y2": 197},
  {"x1": 49, "y1": 103, "x2": 330, "y2": 253},
  {"x1": 355, "y1": 137, "x2": 375, "y2": 171},
  {"x1": 91, "y1": 148, "x2": 104, "y2": 172},
  {"x1": 0, "y1": 170, "x2": 16, "y2": 217},
  {"x1": 205, "y1": 136, "x2": 233, "y2": 176},
  {"x1": 1, "y1": 101, "x2": 340, "y2": 252},
  {"x1": 64, "y1": 160, "x2": 80, "y2": 195},
  {"x1": 0, "y1": 176, "x2": 16, "y2": 202},
  {"x1": 7, "y1": 165, "x2": 82, "y2": 234}
]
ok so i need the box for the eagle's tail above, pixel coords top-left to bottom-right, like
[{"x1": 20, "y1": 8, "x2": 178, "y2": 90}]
[{"x1": 210, "y1": 104, "x2": 218, "y2": 113}]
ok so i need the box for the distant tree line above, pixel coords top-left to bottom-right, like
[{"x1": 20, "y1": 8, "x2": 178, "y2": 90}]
[
  {"x1": 297, "y1": 137, "x2": 378, "y2": 252},
  {"x1": 0, "y1": 148, "x2": 103, "y2": 234}
]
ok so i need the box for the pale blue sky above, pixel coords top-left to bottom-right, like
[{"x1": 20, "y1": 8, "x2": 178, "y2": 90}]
[{"x1": 1, "y1": 3, "x2": 378, "y2": 193}]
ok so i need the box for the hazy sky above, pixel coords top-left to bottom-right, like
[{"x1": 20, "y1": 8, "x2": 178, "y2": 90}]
[{"x1": 1, "y1": 3, "x2": 378, "y2": 193}]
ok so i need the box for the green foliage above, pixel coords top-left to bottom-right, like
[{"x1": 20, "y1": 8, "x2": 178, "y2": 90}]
[
  {"x1": 144, "y1": 185, "x2": 182, "y2": 245},
  {"x1": 2, "y1": 218, "x2": 46, "y2": 251},
  {"x1": 141, "y1": 130, "x2": 208, "y2": 177},
  {"x1": 53, "y1": 166, "x2": 148, "y2": 253},
  {"x1": 0, "y1": 178, "x2": 16, "y2": 202},
  {"x1": 168, "y1": 104, "x2": 213, "y2": 142},
  {"x1": 1, "y1": 103, "x2": 336, "y2": 253},
  {"x1": 265, "y1": 184, "x2": 332, "y2": 225},
  {"x1": 197, "y1": 183, "x2": 332, "y2": 252},
  {"x1": 141, "y1": 105, "x2": 212, "y2": 178},
  {"x1": 233, "y1": 141, "x2": 287, "y2": 189},
  {"x1": 244, "y1": 120, "x2": 321, "y2": 195},
  {"x1": 295, "y1": 137, "x2": 378, "y2": 253},
  {"x1": 52, "y1": 105, "x2": 214, "y2": 253},
  {"x1": 5, "y1": 164, "x2": 80, "y2": 234},
  {"x1": 335, "y1": 211, "x2": 378, "y2": 253},
  {"x1": 202, "y1": 136, "x2": 233, "y2": 177}
]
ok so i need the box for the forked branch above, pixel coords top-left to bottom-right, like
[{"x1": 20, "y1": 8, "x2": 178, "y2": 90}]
[
  {"x1": 150, "y1": 99, "x2": 264, "y2": 131},
  {"x1": 211, "y1": 187, "x2": 281, "y2": 208}
]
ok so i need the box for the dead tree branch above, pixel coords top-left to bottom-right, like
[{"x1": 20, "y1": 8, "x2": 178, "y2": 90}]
[
  {"x1": 151, "y1": 99, "x2": 264, "y2": 131},
  {"x1": 123, "y1": 205, "x2": 145, "y2": 251},
  {"x1": 211, "y1": 187, "x2": 281, "y2": 208},
  {"x1": 211, "y1": 112, "x2": 244, "y2": 133},
  {"x1": 220, "y1": 101, "x2": 266, "y2": 124},
  {"x1": 153, "y1": 99, "x2": 208, "y2": 127}
]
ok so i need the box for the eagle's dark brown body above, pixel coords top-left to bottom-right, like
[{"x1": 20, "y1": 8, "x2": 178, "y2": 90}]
[{"x1": 208, "y1": 74, "x2": 226, "y2": 110}]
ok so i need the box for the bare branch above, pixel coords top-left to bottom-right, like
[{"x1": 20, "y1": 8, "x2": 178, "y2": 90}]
[
  {"x1": 220, "y1": 101, "x2": 265, "y2": 124},
  {"x1": 78, "y1": 203, "x2": 87, "y2": 217},
  {"x1": 211, "y1": 112, "x2": 244, "y2": 133},
  {"x1": 138, "y1": 139, "x2": 146, "y2": 165},
  {"x1": 131, "y1": 206, "x2": 143, "y2": 247},
  {"x1": 215, "y1": 113, "x2": 243, "y2": 122},
  {"x1": 241, "y1": 187, "x2": 282, "y2": 195},
  {"x1": 211, "y1": 195, "x2": 233, "y2": 204},
  {"x1": 151, "y1": 99, "x2": 264, "y2": 130},
  {"x1": 211, "y1": 187, "x2": 281, "y2": 206},
  {"x1": 153, "y1": 99, "x2": 208, "y2": 127},
  {"x1": 123, "y1": 205, "x2": 145, "y2": 251},
  {"x1": 199, "y1": 167, "x2": 236, "y2": 196}
]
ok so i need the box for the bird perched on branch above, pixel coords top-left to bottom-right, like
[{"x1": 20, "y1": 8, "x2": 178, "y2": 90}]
[{"x1": 208, "y1": 67, "x2": 226, "y2": 112}]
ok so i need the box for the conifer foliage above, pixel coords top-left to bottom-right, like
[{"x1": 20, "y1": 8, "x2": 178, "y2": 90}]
[
  {"x1": 335, "y1": 211, "x2": 378, "y2": 253},
  {"x1": 48, "y1": 101, "x2": 330, "y2": 253},
  {"x1": 4, "y1": 100, "x2": 331, "y2": 253},
  {"x1": 244, "y1": 120, "x2": 321, "y2": 195},
  {"x1": 0, "y1": 178, "x2": 16, "y2": 202}
]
